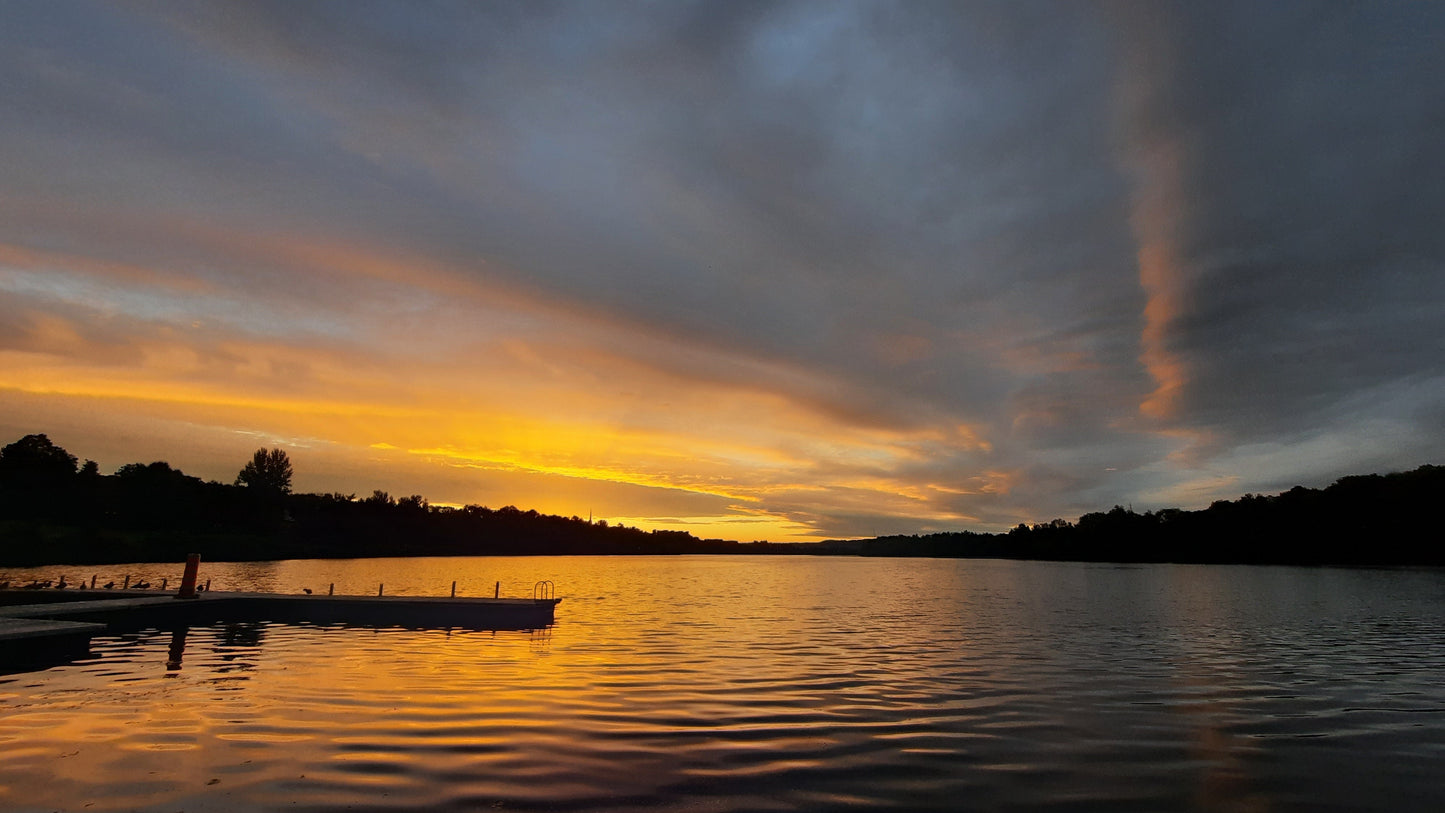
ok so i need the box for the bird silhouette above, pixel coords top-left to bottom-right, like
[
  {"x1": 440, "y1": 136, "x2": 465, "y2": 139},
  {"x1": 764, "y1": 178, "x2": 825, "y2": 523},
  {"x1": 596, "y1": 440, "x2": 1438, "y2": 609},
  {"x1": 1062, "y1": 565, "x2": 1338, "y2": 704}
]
[
  {"x1": 132, "y1": 581, "x2": 151, "y2": 590},
  {"x1": 103, "y1": 581, "x2": 116, "y2": 589},
  {"x1": 302, "y1": 588, "x2": 313, "y2": 595}
]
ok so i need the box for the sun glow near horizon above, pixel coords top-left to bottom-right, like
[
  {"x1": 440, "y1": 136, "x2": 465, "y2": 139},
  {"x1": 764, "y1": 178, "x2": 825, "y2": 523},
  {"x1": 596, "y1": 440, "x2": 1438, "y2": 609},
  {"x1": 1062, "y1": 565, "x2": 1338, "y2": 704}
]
[
  {"x1": 4, "y1": 2, "x2": 1442, "y2": 544},
  {"x1": 0, "y1": 284, "x2": 1006, "y2": 542}
]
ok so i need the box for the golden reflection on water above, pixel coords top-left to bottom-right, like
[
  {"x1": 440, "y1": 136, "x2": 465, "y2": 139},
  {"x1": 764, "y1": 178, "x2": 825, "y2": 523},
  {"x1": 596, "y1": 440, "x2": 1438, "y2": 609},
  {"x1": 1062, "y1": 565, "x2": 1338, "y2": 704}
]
[
  {"x1": 3, "y1": 621, "x2": 563, "y2": 811},
  {"x1": 2, "y1": 557, "x2": 1444, "y2": 812}
]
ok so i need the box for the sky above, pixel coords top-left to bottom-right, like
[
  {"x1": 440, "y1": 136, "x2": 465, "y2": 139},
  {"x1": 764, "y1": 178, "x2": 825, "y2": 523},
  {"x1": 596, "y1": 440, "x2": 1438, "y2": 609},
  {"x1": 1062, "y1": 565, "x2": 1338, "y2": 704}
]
[{"x1": 2, "y1": 1, "x2": 1443, "y2": 542}]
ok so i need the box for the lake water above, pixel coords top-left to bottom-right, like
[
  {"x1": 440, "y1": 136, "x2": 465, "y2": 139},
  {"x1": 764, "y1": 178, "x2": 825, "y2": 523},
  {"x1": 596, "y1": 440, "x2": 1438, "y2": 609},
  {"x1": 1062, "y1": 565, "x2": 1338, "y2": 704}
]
[{"x1": 2, "y1": 556, "x2": 1443, "y2": 812}]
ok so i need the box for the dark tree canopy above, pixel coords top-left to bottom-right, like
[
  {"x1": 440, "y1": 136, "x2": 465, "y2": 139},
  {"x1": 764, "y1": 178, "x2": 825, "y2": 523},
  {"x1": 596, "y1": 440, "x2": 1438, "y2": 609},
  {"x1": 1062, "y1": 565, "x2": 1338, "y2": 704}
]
[
  {"x1": 0, "y1": 433, "x2": 78, "y2": 486},
  {"x1": 235, "y1": 448, "x2": 293, "y2": 494},
  {"x1": 1, "y1": 428, "x2": 1441, "y2": 567}
]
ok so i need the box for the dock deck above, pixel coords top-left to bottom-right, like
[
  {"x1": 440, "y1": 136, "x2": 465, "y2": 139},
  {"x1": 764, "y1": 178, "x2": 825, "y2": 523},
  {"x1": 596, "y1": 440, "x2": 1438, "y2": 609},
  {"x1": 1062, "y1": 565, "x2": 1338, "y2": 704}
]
[
  {"x1": 0, "y1": 615, "x2": 107, "y2": 671},
  {"x1": 1, "y1": 589, "x2": 560, "y2": 628},
  {"x1": 0, "y1": 616, "x2": 107, "y2": 642},
  {"x1": 0, "y1": 586, "x2": 561, "y2": 670}
]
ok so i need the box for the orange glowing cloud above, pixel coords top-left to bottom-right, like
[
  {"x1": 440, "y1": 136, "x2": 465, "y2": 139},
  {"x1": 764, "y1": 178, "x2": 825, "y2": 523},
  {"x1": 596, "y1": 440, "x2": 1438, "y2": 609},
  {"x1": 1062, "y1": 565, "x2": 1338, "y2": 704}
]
[
  {"x1": 0, "y1": 235, "x2": 1004, "y2": 541},
  {"x1": 1137, "y1": 241, "x2": 1188, "y2": 419},
  {"x1": 1110, "y1": 16, "x2": 1194, "y2": 425},
  {"x1": 1123, "y1": 124, "x2": 1190, "y2": 422}
]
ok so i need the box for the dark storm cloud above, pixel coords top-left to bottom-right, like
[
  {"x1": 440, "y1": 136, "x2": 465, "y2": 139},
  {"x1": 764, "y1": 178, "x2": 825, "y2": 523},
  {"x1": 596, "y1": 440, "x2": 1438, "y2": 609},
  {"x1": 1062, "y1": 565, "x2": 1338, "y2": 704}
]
[
  {"x1": 123, "y1": 0, "x2": 1145, "y2": 406},
  {"x1": 3, "y1": 0, "x2": 1443, "y2": 534}
]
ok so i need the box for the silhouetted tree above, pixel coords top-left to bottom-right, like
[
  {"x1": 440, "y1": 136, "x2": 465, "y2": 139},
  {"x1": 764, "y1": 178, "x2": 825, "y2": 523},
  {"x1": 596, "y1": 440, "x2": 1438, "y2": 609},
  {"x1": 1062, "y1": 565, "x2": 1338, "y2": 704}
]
[
  {"x1": 235, "y1": 448, "x2": 293, "y2": 494},
  {"x1": 0, "y1": 433, "x2": 82, "y2": 521},
  {"x1": 363, "y1": 490, "x2": 395, "y2": 507},
  {"x1": 3, "y1": 427, "x2": 1441, "y2": 567},
  {"x1": 108, "y1": 461, "x2": 211, "y2": 530},
  {"x1": 0, "y1": 433, "x2": 78, "y2": 487}
]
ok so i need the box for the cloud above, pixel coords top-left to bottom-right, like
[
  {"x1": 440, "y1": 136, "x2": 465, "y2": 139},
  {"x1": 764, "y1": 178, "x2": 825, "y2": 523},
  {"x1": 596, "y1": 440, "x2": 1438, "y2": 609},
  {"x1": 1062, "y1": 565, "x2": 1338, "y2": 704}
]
[
  {"x1": 1, "y1": 1, "x2": 1442, "y2": 539},
  {"x1": 1112, "y1": 1, "x2": 1445, "y2": 444}
]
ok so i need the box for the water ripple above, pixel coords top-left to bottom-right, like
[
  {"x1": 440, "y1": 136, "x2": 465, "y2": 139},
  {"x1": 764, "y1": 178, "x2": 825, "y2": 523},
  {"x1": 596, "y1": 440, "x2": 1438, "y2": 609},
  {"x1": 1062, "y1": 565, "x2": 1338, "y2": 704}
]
[{"x1": 2, "y1": 557, "x2": 1444, "y2": 811}]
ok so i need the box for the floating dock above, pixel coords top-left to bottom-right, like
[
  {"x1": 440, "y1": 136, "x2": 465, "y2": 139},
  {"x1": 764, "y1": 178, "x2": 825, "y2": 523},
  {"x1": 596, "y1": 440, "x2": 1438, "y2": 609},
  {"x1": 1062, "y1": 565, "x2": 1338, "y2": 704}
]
[
  {"x1": 0, "y1": 584, "x2": 561, "y2": 670},
  {"x1": 0, "y1": 616, "x2": 106, "y2": 667},
  {"x1": 2, "y1": 589, "x2": 560, "y2": 628},
  {"x1": 1, "y1": 590, "x2": 560, "y2": 628}
]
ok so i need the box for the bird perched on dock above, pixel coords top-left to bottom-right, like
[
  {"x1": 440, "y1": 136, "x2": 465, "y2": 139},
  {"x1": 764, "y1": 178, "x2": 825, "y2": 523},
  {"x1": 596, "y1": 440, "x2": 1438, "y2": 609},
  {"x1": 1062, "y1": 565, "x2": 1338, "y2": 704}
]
[
  {"x1": 302, "y1": 588, "x2": 313, "y2": 595},
  {"x1": 103, "y1": 581, "x2": 115, "y2": 589},
  {"x1": 132, "y1": 581, "x2": 151, "y2": 589},
  {"x1": 56, "y1": 576, "x2": 67, "y2": 589}
]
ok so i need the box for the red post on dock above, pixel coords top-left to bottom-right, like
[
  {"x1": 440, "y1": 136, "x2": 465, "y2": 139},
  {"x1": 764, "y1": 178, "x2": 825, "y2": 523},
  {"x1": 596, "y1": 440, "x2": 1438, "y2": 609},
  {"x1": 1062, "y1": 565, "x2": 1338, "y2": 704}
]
[{"x1": 177, "y1": 554, "x2": 201, "y2": 599}]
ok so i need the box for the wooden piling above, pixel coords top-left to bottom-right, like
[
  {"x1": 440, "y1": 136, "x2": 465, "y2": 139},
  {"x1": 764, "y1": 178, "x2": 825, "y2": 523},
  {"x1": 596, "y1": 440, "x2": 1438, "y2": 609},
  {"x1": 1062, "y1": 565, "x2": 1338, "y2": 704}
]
[
  {"x1": 123, "y1": 575, "x2": 130, "y2": 590},
  {"x1": 178, "y1": 554, "x2": 201, "y2": 599},
  {"x1": 328, "y1": 583, "x2": 334, "y2": 596},
  {"x1": 495, "y1": 581, "x2": 500, "y2": 598},
  {"x1": 451, "y1": 580, "x2": 457, "y2": 597},
  {"x1": 378, "y1": 584, "x2": 384, "y2": 597},
  {"x1": 90, "y1": 575, "x2": 97, "y2": 588}
]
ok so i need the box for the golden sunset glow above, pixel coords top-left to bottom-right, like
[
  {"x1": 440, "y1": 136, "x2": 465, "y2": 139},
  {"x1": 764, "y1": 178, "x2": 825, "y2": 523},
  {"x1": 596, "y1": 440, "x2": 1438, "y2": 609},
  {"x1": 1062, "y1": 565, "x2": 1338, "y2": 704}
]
[
  {"x1": 0, "y1": 255, "x2": 1007, "y2": 540},
  {"x1": 4, "y1": 7, "x2": 1445, "y2": 813},
  {"x1": 3, "y1": 1, "x2": 1441, "y2": 542}
]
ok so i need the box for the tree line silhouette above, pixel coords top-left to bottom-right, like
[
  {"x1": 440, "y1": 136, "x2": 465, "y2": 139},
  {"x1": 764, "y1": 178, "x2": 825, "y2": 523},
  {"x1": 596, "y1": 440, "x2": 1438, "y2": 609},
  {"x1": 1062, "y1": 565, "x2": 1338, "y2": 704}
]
[
  {"x1": 0, "y1": 434, "x2": 742, "y2": 566},
  {"x1": 1, "y1": 432, "x2": 1440, "y2": 567},
  {"x1": 854, "y1": 465, "x2": 1445, "y2": 565}
]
